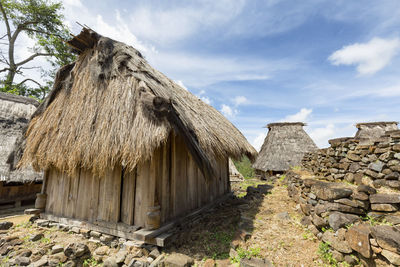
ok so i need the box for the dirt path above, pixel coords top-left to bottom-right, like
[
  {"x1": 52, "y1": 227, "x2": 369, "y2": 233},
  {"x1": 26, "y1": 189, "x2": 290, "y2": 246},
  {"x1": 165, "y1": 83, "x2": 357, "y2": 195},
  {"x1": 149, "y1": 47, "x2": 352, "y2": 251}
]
[
  {"x1": 0, "y1": 214, "x2": 32, "y2": 225},
  {"x1": 244, "y1": 184, "x2": 320, "y2": 266},
  {"x1": 167, "y1": 180, "x2": 322, "y2": 266}
]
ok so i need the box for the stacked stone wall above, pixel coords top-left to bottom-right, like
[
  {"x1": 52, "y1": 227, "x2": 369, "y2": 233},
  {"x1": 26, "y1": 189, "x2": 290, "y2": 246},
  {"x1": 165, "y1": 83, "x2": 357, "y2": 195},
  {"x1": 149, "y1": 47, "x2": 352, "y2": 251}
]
[
  {"x1": 302, "y1": 130, "x2": 400, "y2": 190},
  {"x1": 286, "y1": 171, "x2": 400, "y2": 266}
]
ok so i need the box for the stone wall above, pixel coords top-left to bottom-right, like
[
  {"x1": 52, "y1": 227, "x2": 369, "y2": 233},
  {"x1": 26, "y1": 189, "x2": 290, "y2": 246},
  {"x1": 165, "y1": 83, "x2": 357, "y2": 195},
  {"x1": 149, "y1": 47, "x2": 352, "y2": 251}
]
[
  {"x1": 302, "y1": 130, "x2": 400, "y2": 190},
  {"x1": 286, "y1": 171, "x2": 400, "y2": 266}
]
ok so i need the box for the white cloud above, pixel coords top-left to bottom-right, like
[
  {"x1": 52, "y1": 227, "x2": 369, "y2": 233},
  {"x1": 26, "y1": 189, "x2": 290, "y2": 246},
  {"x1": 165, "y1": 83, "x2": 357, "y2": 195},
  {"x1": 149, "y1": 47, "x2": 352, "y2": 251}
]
[
  {"x1": 282, "y1": 108, "x2": 312, "y2": 122},
  {"x1": 197, "y1": 90, "x2": 212, "y2": 105},
  {"x1": 306, "y1": 122, "x2": 357, "y2": 148},
  {"x1": 309, "y1": 124, "x2": 335, "y2": 148},
  {"x1": 220, "y1": 104, "x2": 238, "y2": 117},
  {"x1": 328, "y1": 37, "x2": 400, "y2": 75},
  {"x1": 63, "y1": 0, "x2": 82, "y2": 7},
  {"x1": 148, "y1": 52, "x2": 289, "y2": 87},
  {"x1": 129, "y1": 1, "x2": 246, "y2": 44},
  {"x1": 252, "y1": 132, "x2": 267, "y2": 152},
  {"x1": 233, "y1": 96, "x2": 248, "y2": 106},
  {"x1": 175, "y1": 80, "x2": 188, "y2": 91},
  {"x1": 200, "y1": 97, "x2": 211, "y2": 105}
]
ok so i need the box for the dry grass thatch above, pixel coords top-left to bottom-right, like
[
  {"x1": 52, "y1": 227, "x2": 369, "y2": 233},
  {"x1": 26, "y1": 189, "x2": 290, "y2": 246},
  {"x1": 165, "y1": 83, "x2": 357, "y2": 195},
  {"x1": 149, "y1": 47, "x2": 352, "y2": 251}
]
[
  {"x1": 252, "y1": 122, "x2": 318, "y2": 172},
  {"x1": 13, "y1": 28, "x2": 256, "y2": 177},
  {"x1": 0, "y1": 92, "x2": 42, "y2": 182},
  {"x1": 355, "y1": 121, "x2": 398, "y2": 144}
]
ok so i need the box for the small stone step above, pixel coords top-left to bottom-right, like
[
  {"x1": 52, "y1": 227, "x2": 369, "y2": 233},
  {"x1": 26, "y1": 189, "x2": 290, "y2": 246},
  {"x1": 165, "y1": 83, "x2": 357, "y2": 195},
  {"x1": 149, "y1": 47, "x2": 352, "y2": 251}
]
[{"x1": 24, "y1": 208, "x2": 41, "y2": 215}]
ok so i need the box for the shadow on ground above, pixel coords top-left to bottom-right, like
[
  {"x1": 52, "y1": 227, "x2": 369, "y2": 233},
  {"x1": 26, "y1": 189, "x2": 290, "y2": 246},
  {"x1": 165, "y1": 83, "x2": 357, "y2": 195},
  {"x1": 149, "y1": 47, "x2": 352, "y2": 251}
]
[{"x1": 164, "y1": 181, "x2": 273, "y2": 261}]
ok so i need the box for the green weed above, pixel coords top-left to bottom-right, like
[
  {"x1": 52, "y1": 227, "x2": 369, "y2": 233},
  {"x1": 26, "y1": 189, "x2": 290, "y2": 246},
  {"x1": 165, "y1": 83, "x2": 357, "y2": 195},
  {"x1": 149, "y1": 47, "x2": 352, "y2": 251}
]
[
  {"x1": 231, "y1": 246, "x2": 261, "y2": 263},
  {"x1": 83, "y1": 257, "x2": 99, "y2": 266},
  {"x1": 317, "y1": 242, "x2": 337, "y2": 266}
]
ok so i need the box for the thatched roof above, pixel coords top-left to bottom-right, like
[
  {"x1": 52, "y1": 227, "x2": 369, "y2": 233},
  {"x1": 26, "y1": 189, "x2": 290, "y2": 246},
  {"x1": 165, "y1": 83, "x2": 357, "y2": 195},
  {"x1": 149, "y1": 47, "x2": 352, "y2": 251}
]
[
  {"x1": 0, "y1": 92, "x2": 42, "y2": 183},
  {"x1": 12, "y1": 28, "x2": 256, "y2": 177},
  {"x1": 355, "y1": 121, "x2": 398, "y2": 144},
  {"x1": 253, "y1": 122, "x2": 318, "y2": 172}
]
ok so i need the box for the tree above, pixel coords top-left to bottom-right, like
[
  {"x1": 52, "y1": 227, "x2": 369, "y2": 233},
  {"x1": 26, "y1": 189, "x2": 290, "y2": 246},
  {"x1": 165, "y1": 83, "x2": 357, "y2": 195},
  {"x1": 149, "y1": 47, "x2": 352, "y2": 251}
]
[{"x1": 0, "y1": 0, "x2": 75, "y2": 99}]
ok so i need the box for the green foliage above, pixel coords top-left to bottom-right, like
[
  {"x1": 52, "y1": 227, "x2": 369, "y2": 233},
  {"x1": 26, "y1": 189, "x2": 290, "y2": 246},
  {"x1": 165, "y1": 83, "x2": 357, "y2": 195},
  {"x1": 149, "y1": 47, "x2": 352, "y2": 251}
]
[
  {"x1": 302, "y1": 230, "x2": 316, "y2": 241},
  {"x1": 361, "y1": 215, "x2": 393, "y2": 226},
  {"x1": 0, "y1": 0, "x2": 75, "y2": 99},
  {"x1": 233, "y1": 156, "x2": 255, "y2": 179},
  {"x1": 201, "y1": 226, "x2": 237, "y2": 259},
  {"x1": 321, "y1": 227, "x2": 334, "y2": 233},
  {"x1": 39, "y1": 236, "x2": 51, "y2": 244},
  {"x1": 83, "y1": 257, "x2": 99, "y2": 267},
  {"x1": 317, "y1": 242, "x2": 337, "y2": 266},
  {"x1": 230, "y1": 247, "x2": 261, "y2": 263}
]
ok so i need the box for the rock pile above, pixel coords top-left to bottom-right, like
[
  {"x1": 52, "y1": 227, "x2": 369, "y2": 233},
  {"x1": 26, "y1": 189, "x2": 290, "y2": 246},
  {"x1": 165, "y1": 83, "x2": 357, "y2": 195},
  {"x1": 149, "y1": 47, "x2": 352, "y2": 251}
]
[
  {"x1": 0, "y1": 219, "x2": 165, "y2": 267},
  {"x1": 302, "y1": 130, "x2": 400, "y2": 190},
  {"x1": 286, "y1": 171, "x2": 400, "y2": 266}
]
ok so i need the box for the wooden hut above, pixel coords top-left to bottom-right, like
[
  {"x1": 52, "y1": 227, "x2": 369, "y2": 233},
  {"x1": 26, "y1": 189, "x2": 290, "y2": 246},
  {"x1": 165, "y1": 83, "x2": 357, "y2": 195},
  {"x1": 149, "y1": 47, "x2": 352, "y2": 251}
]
[
  {"x1": 252, "y1": 122, "x2": 317, "y2": 178},
  {"x1": 0, "y1": 92, "x2": 42, "y2": 209},
  {"x1": 355, "y1": 121, "x2": 398, "y2": 144},
  {"x1": 11, "y1": 28, "x2": 256, "y2": 243}
]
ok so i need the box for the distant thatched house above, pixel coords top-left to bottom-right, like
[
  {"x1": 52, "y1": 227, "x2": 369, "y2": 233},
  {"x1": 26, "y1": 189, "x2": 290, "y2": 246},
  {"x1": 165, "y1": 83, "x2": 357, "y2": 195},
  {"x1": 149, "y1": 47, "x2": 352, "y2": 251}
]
[
  {"x1": 0, "y1": 92, "x2": 42, "y2": 208},
  {"x1": 253, "y1": 122, "x2": 318, "y2": 177},
  {"x1": 11, "y1": 28, "x2": 256, "y2": 243},
  {"x1": 355, "y1": 122, "x2": 398, "y2": 144}
]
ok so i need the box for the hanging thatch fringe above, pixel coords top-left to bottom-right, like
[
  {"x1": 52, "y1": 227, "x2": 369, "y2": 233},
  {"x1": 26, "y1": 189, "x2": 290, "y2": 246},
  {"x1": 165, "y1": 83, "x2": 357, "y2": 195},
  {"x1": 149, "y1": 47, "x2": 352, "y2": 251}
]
[{"x1": 12, "y1": 28, "x2": 256, "y2": 177}]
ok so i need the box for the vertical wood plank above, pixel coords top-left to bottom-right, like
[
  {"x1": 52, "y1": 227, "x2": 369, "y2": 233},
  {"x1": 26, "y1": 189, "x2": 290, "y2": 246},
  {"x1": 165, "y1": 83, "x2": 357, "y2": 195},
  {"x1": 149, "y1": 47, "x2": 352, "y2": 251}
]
[
  {"x1": 88, "y1": 170, "x2": 100, "y2": 222},
  {"x1": 161, "y1": 138, "x2": 171, "y2": 223},
  {"x1": 98, "y1": 166, "x2": 121, "y2": 223},
  {"x1": 45, "y1": 169, "x2": 55, "y2": 213},
  {"x1": 218, "y1": 158, "x2": 225, "y2": 196},
  {"x1": 174, "y1": 135, "x2": 187, "y2": 217},
  {"x1": 67, "y1": 171, "x2": 80, "y2": 219},
  {"x1": 170, "y1": 134, "x2": 177, "y2": 218},
  {"x1": 187, "y1": 154, "x2": 196, "y2": 211},
  {"x1": 121, "y1": 169, "x2": 136, "y2": 225},
  {"x1": 134, "y1": 161, "x2": 150, "y2": 227},
  {"x1": 61, "y1": 172, "x2": 71, "y2": 217}
]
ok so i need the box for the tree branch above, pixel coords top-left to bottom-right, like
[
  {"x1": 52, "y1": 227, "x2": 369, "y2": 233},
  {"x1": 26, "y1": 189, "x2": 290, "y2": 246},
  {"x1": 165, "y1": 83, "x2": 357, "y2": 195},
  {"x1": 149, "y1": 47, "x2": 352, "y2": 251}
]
[
  {"x1": 16, "y1": 52, "x2": 52, "y2": 67},
  {"x1": 0, "y1": 67, "x2": 10, "y2": 73},
  {"x1": 0, "y1": 2, "x2": 11, "y2": 41},
  {"x1": 17, "y1": 78, "x2": 43, "y2": 88}
]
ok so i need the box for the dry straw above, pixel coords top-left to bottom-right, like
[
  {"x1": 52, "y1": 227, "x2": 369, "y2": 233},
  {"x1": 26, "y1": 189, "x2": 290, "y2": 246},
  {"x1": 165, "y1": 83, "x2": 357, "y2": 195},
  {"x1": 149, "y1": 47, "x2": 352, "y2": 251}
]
[
  {"x1": 15, "y1": 28, "x2": 256, "y2": 176},
  {"x1": 0, "y1": 92, "x2": 42, "y2": 182}
]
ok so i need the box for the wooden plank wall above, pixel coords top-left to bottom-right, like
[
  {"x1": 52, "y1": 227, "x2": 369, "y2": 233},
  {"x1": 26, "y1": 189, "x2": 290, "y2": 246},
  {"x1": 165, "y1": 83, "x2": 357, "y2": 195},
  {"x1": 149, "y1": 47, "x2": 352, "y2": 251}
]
[
  {"x1": 162, "y1": 134, "x2": 229, "y2": 223},
  {"x1": 45, "y1": 133, "x2": 230, "y2": 228},
  {"x1": 46, "y1": 167, "x2": 123, "y2": 223},
  {"x1": 0, "y1": 182, "x2": 41, "y2": 204}
]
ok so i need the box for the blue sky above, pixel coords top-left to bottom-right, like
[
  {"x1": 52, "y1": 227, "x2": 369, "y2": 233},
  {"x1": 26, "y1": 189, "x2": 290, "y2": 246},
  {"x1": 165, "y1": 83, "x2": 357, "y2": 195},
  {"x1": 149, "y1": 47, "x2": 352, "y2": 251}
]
[{"x1": 7, "y1": 0, "x2": 400, "y2": 149}]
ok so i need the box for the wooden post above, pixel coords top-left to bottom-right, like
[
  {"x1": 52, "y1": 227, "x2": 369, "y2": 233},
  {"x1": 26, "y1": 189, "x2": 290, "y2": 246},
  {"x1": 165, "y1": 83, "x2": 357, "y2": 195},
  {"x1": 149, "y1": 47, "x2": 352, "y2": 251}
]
[{"x1": 41, "y1": 169, "x2": 49, "y2": 194}]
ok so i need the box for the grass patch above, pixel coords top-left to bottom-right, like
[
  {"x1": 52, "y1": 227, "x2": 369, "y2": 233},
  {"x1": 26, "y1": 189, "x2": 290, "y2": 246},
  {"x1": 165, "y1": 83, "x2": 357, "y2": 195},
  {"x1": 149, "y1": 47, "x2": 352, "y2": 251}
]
[
  {"x1": 231, "y1": 246, "x2": 261, "y2": 263},
  {"x1": 361, "y1": 215, "x2": 393, "y2": 226},
  {"x1": 201, "y1": 225, "x2": 237, "y2": 259}
]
